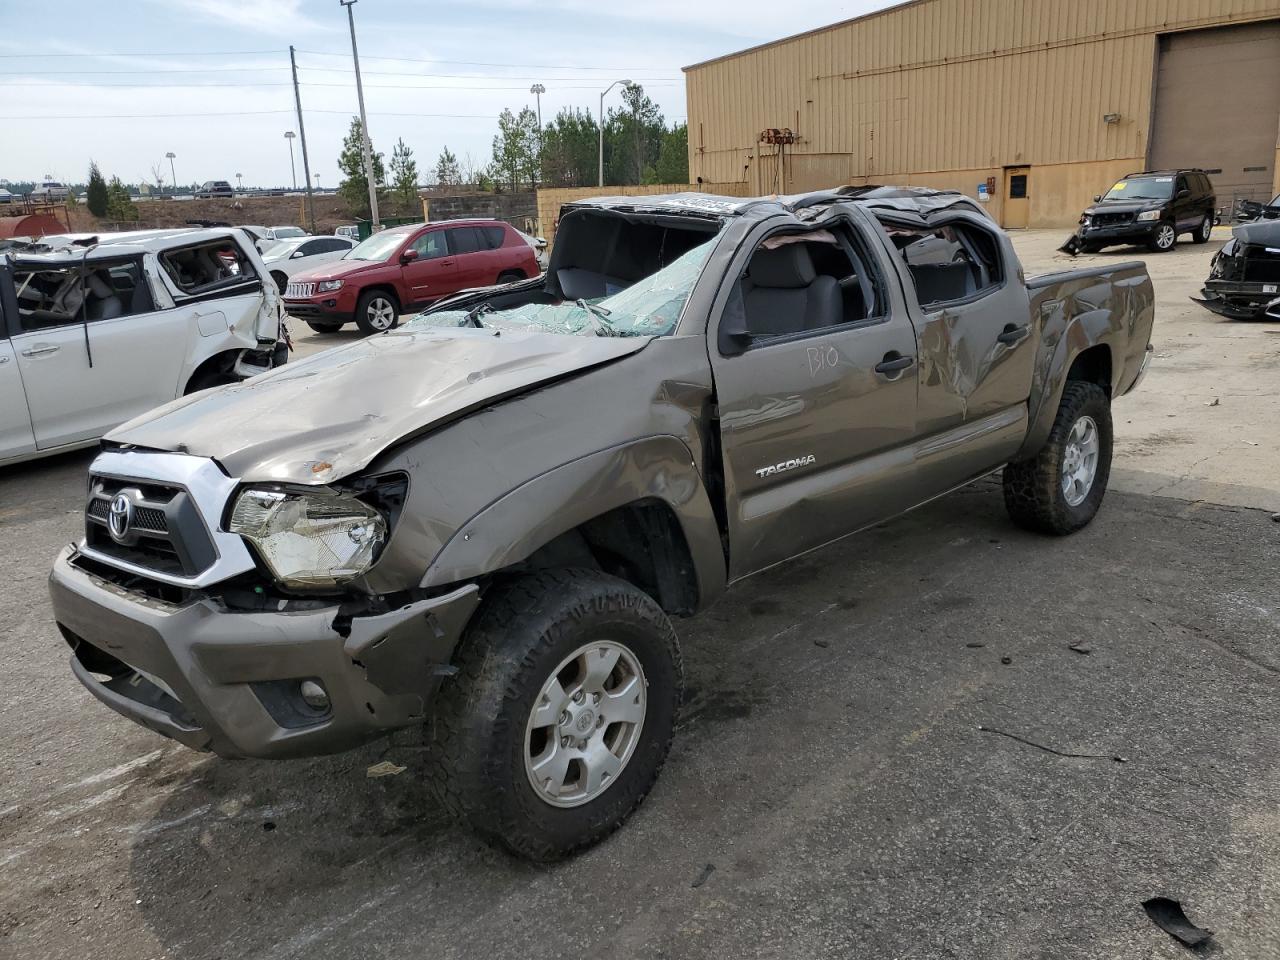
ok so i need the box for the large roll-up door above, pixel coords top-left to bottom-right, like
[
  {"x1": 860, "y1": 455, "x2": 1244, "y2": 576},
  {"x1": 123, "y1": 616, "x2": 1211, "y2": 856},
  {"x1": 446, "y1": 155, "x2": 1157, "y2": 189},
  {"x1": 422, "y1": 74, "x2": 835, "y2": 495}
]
[{"x1": 1149, "y1": 21, "x2": 1280, "y2": 206}]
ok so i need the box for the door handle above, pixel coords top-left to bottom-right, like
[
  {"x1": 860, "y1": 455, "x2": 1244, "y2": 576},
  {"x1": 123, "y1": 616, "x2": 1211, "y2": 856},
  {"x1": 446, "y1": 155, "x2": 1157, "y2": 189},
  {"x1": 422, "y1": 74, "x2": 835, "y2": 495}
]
[
  {"x1": 996, "y1": 324, "x2": 1030, "y2": 346},
  {"x1": 440, "y1": 259, "x2": 455, "y2": 266},
  {"x1": 874, "y1": 353, "x2": 914, "y2": 375},
  {"x1": 21, "y1": 345, "x2": 60, "y2": 358},
  {"x1": 0, "y1": 355, "x2": 8, "y2": 364}
]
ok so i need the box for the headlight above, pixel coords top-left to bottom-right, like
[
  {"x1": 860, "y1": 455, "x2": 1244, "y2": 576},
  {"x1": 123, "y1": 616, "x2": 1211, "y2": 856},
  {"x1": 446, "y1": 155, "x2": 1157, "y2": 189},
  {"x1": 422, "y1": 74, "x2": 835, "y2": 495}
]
[
  {"x1": 229, "y1": 488, "x2": 386, "y2": 588},
  {"x1": 1136, "y1": 210, "x2": 1162, "y2": 222},
  {"x1": 317, "y1": 279, "x2": 344, "y2": 292},
  {"x1": 1080, "y1": 214, "x2": 1091, "y2": 226}
]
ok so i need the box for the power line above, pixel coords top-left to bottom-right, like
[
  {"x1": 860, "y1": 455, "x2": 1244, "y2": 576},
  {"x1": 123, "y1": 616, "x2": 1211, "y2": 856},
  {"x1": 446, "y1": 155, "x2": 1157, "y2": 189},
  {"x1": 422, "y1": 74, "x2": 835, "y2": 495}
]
[
  {"x1": 0, "y1": 108, "x2": 500, "y2": 120},
  {"x1": 0, "y1": 66, "x2": 291, "y2": 75},
  {"x1": 0, "y1": 49, "x2": 281, "y2": 58},
  {"x1": 295, "y1": 49, "x2": 683, "y2": 72}
]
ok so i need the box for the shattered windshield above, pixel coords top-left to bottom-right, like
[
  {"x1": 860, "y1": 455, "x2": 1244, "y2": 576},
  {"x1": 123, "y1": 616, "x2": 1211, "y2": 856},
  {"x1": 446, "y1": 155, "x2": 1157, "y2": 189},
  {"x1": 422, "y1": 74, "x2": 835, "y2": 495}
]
[
  {"x1": 408, "y1": 237, "x2": 714, "y2": 338},
  {"x1": 1103, "y1": 177, "x2": 1173, "y2": 202}
]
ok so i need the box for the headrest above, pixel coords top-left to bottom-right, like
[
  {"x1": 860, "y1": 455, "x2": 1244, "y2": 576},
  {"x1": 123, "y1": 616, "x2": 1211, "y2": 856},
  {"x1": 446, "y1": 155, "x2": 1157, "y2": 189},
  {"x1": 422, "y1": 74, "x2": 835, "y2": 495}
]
[
  {"x1": 748, "y1": 244, "x2": 817, "y2": 289},
  {"x1": 86, "y1": 271, "x2": 113, "y2": 298}
]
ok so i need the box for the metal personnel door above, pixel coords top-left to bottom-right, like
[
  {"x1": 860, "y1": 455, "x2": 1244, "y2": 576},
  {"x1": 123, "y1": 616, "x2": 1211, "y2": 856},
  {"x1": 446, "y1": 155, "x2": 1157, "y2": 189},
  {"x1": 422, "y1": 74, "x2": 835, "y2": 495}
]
[{"x1": 1002, "y1": 167, "x2": 1030, "y2": 229}]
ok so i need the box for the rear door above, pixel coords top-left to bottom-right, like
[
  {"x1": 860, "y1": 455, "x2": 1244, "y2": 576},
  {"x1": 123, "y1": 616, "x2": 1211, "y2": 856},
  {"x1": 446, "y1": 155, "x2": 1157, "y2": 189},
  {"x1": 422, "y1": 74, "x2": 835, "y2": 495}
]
[
  {"x1": 0, "y1": 274, "x2": 36, "y2": 461},
  {"x1": 871, "y1": 211, "x2": 1035, "y2": 493},
  {"x1": 445, "y1": 226, "x2": 494, "y2": 289},
  {"x1": 1173, "y1": 173, "x2": 1199, "y2": 232},
  {"x1": 708, "y1": 207, "x2": 922, "y2": 579},
  {"x1": 401, "y1": 227, "x2": 457, "y2": 305}
]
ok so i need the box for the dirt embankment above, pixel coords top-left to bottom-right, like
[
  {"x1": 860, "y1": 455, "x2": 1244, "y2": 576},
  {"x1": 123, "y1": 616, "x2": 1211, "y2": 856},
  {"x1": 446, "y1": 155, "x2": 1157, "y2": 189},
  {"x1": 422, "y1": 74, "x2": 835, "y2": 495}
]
[{"x1": 67, "y1": 194, "x2": 373, "y2": 235}]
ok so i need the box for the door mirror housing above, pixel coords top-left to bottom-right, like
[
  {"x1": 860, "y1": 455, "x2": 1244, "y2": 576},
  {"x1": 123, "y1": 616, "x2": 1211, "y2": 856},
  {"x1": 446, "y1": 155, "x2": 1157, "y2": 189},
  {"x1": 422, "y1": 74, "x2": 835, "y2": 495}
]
[
  {"x1": 1093, "y1": 194, "x2": 1102, "y2": 203},
  {"x1": 1176, "y1": 188, "x2": 1191, "y2": 200},
  {"x1": 399, "y1": 248, "x2": 419, "y2": 264},
  {"x1": 290, "y1": 249, "x2": 305, "y2": 259}
]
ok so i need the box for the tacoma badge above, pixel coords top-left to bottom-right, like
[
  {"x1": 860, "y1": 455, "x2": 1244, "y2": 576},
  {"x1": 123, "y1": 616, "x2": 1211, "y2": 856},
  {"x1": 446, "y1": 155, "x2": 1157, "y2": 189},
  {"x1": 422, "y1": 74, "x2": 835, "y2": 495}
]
[{"x1": 755, "y1": 455, "x2": 816, "y2": 479}]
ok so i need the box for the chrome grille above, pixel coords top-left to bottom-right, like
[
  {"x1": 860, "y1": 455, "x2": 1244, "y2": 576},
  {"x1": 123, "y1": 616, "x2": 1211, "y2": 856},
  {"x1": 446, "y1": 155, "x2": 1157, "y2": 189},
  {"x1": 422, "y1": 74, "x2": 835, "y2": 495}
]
[
  {"x1": 285, "y1": 281, "x2": 315, "y2": 298},
  {"x1": 84, "y1": 475, "x2": 216, "y2": 578}
]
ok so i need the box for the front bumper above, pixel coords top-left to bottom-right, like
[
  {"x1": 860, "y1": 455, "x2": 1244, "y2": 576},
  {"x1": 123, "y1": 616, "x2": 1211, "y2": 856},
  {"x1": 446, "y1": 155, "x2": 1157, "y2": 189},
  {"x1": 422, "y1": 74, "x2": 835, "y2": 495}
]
[
  {"x1": 1192, "y1": 280, "x2": 1280, "y2": 320},
  {"x1": 1078, "y1": 222, "x2": 1157, "y2": 246},
  {"x1": 50, "y1": 546, "x2": 479, "y2": 759},
  {"x1": 283, "y1": 298, "x2": 354, "y2": 324}
]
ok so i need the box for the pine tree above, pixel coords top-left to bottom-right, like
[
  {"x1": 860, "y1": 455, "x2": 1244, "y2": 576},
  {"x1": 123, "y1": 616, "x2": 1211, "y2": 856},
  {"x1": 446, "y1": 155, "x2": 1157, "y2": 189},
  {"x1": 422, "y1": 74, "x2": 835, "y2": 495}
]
[
  {"x1": 434, "y1": 146, "x2": 461, "y2": 187},
  {"x1": 105, "y1": 176, "x2": 138, "y2": 221},
  {"x1": 86, "y1": 161, "x2": 108, "y2": 217},
  {"x1": 336, "y1": 116, "x2": 385, "y2": 218},
  {"x1": 389, "y1": 138, "x2": 419, "y2": 213}
]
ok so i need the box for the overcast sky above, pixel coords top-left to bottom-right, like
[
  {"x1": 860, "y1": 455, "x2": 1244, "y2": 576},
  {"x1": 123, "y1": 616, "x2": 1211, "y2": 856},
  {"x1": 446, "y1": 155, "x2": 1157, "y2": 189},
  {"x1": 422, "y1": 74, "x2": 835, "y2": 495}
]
[{"x1": 2, "y1": 0, "x2": 896, "y2": 189}]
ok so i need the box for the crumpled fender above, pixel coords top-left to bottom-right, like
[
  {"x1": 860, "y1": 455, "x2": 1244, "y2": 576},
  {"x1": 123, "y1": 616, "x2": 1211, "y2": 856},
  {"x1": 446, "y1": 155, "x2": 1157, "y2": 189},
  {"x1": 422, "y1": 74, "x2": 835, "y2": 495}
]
[
  {"x1": 420, "y1": 435, "x2": 726, "y2": 606},
  {"x1": 1014, "y1": 262, "x2": 1153, "y2": 460}
]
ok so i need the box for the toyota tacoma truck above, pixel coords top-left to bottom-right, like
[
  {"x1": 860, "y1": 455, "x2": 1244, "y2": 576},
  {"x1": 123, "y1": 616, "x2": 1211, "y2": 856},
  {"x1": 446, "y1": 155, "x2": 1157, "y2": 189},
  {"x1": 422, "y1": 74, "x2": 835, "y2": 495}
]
[{"x1": 48, "y1": 187, "x2": 1154, "y2": 861}]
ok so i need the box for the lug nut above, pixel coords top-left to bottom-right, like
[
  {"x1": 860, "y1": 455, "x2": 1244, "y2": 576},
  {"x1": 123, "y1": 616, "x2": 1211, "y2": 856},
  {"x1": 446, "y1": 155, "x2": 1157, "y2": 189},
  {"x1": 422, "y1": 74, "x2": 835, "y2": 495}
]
[
  {"x1": 596, "y1": 716, "x2": 604, "y2": 728},
  {"x1": 559, "y1": 711, "x2": 570, "y2": 727},
  {"x1": 560, "y1": 735, "x2": 572, "y2": 749},
  {"x1": 578, "y1": 739, "x2": 589, "y2": 750},
  {"x1": 592, "y1": 692, "x2": 601, "y2": 705},
  {"x1": 572, "y1": 690, "x2": 585, "y2": 704}
]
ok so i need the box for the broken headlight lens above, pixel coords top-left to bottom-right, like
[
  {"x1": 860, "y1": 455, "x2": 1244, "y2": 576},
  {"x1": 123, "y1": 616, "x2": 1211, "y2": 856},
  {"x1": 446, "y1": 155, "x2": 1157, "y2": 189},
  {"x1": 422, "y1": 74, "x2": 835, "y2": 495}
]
[
  {"x1": 229, "y1": 488, "x2": 386, "y2": 588},
  {"x1": 1136, "y1": 210, "x2": 1162, "y2": 222},
  {"x1": 317, "y1": 279, "x2": 344, "y2": 292}
]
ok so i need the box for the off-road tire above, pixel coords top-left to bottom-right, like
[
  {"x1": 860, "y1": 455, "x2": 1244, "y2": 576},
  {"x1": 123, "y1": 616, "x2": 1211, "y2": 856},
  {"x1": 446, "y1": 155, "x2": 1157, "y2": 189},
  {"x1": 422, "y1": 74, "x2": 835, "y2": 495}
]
[
  {"x1": 496, "y1": 269, "x2": 526, "y2": 284},
  {"x1": 1002, "y1": 381, "x2": 1112, "y2": 535},
  {"x1": 1192, "y1": 214, "x2": 1213, "y2": 245},
  {"x1": 304, "y1": 320, "x2": 343, "y2": 334},
  {"x1": 354, "y1": 289, "x2": 400, "y2": 335},
  {"x1": 425, "y1": 569, "x2": 682, "y2": 862}
]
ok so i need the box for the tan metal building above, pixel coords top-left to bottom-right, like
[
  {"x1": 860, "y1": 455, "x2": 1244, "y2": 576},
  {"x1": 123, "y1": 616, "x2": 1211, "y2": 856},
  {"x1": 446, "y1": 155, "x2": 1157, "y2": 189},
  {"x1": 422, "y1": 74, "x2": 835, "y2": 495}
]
[{"x1": 684, "y1": 0, "x2": 1280, "y2": 227}]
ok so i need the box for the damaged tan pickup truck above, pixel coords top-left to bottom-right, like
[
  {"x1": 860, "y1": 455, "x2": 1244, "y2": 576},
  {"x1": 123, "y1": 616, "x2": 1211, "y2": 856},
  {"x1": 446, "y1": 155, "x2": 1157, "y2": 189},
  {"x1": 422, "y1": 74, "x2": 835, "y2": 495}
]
[{"x1": 49, "y1": 188, "x2": 1154, "y2": 860}]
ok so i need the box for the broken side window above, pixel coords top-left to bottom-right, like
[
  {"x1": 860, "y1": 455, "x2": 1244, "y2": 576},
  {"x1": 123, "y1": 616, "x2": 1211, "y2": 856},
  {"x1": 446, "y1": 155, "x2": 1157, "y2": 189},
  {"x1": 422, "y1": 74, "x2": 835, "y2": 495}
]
[
  {"x1": 159, "y1": 238, "x2": 259, "y2": 297},
  {"x1": 13, "y1": 258, "x2": 154, "y2": 332},
  {"x1": 880, "y1": 220, "x2": 1004, "y2": 308}
]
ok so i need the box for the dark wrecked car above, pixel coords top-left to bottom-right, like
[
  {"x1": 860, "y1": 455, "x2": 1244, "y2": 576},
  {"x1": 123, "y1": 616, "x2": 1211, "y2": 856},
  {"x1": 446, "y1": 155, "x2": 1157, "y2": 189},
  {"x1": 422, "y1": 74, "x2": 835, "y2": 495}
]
[
  {"x1": 1194, "y1": 215, "x2": 1280, "y2": 320},
  {"x1": 48, "y1": 187, "x2": 1154, "y2": 861},
  {"x1": 1074, "y1": 170, "x2": 1215, "y2": 253}
]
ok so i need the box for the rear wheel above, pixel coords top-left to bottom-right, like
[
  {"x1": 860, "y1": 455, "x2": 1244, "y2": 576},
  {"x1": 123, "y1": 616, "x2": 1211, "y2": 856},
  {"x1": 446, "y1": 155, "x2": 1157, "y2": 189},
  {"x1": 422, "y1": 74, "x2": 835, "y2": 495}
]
[
  {"x1": 1192, "y1": 214, "x2": 1213, "y2": 245},
  {"x1": 354, "y1": 290, "x2": 399, "y2": 335},
  {"x1": 426, "y1": 569, "x2": 682, "y2": 861},
  {"x1": 1148, "y1": 222, "x2": 1177, "y2": 253},
  {"x1": 305, "y1": 320, "x2": 343, "y2": 334},
  {"x1": 497, "y1": 269, "x2": 526, "y2": 284},
  {"x1": 1003, "y1": 381, "x2": 1112, "y2": 535}
]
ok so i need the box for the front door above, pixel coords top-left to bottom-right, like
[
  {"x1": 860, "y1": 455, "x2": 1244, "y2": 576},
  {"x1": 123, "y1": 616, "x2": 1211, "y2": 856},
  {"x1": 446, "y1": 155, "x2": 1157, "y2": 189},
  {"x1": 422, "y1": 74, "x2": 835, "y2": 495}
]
[
  {"x1": 401, "y1": 228, "x2": 457, "y2": 305},
  {"x1": 1003, "y1": 167, "x2": 1031, "y2": 229},
  {"x1": 0, "y1": 337, "x2": 36, "y2": 461},
  {"x1": 708, "y1": 213, "x2": 922, "y2": 580}
]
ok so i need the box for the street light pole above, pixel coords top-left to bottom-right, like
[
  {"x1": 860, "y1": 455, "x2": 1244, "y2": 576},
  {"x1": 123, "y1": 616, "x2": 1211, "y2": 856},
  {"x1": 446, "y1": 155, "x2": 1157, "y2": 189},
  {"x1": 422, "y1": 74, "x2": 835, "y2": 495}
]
[
  {"x1": 165, "y1": 152, "x2": 176, "y2": 196},
  {"x1": 284, "y1": 131, "x2": 297, "y2": 190},
  {"x1": 341, "y1": 0, "x2": 380, "y2": 231},
  {"x1": 530, "y1": 83, "x2": 545, "y2": 186},
  {"x1": 598, "y1": 78, "x2": 631, "y2": 188},
  {"x1": 235, "y1": 172, "x2": 243, "y2": 193}
]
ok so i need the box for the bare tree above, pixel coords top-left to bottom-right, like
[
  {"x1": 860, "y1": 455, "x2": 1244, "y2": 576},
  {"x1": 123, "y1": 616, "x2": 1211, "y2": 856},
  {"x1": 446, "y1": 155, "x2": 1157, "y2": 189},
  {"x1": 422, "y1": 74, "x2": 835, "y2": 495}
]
[{"x1": 149, "y1": 162, "x2": 166, "y2": 195}]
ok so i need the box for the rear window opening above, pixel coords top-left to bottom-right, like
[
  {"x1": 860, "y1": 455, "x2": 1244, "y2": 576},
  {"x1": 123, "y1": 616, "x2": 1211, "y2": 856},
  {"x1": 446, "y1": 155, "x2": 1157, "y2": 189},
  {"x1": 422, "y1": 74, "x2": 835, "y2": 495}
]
[
  {"x1": 161, "y1": 239, "x2": 258, "y2": 296},
  {"x1": 12, "y1": 258, "x2": 154, "y2": 331},
  {"x1": 881, "y1": 221, "x2": 1004, "y2": 307}
]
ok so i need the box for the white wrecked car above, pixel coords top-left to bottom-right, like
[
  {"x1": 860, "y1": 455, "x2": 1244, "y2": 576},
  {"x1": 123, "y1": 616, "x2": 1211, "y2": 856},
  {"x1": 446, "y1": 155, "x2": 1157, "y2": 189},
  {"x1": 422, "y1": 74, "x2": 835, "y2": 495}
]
[{"x1": 0, "y1": 227, "x2": 288, "y2": 467}]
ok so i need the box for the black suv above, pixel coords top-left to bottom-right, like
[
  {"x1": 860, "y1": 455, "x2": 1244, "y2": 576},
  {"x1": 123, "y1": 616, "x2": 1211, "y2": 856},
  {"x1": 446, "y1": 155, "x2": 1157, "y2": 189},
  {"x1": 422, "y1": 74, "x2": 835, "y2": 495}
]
[
  {"x1": 195, "y1": 180, "x2": 235, "y2": 199},
  {"x1": 1077, "y1": 170, "x2": 1215, "y2": 253}
]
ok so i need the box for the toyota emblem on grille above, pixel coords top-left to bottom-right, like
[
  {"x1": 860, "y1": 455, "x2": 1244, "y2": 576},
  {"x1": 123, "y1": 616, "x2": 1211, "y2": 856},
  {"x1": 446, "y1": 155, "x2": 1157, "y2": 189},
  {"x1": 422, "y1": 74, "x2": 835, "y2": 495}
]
[{"x1": 107, "y1": 494, "x2": 134, "y2": 542}]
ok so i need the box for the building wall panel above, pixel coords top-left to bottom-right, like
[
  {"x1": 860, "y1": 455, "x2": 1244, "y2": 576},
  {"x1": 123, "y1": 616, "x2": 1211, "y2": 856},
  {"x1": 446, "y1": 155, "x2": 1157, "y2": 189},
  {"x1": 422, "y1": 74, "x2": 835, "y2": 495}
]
[{"x1": 686, "y1": 0, "x2": 1280, "y2": 223}]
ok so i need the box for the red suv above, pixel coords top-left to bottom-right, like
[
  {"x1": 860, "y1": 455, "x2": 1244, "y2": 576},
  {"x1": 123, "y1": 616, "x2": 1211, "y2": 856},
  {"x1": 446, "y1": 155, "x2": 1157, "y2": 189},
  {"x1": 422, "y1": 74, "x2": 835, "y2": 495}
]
[{"x1": 283, "y1": 219, "x2": 540, "y2": 334}]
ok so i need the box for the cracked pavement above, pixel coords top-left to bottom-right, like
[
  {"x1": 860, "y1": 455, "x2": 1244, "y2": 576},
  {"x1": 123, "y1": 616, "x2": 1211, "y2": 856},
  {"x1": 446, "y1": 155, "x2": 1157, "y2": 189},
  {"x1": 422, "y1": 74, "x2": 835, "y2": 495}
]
[{"x1": 1, "y1": 230, "x2": 1278, "y2": 959}]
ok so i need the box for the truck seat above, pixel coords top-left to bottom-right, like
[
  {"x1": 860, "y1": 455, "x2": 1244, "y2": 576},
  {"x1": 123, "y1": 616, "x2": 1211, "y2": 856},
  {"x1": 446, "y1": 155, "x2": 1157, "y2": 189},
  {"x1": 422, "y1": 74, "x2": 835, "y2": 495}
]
[
  {"x1": 556, "y1": 267, "x2": 629, "y2": 301},
  {"x1": 907, "y1": 262, "x2": 976, "y2": 306},
  {"x1": 743, "y1": 245, "x2": 842, "y2": 336}
]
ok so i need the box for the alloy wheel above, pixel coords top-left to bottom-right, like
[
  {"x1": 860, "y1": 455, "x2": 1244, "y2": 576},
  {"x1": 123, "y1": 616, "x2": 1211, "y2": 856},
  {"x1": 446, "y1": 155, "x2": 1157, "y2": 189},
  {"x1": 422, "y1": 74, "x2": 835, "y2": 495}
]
[
  {"x1": 524, "y1": 640, "x2": 647, "y2": 808},
  {"x1": 1155, "y1": 224, "x2": 1176, "y2": 250},
  {"x1": 1061, "y1": 415, "x2": 1100, "y2": 507},
  {"x1": 367, "y1": 297, "x2": 396, "y2": 330}
]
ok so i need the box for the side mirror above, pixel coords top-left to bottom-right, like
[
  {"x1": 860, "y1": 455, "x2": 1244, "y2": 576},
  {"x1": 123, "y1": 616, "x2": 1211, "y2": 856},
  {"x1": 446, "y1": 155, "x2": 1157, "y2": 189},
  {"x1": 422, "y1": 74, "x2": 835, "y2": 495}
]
[
  {"x1": 399, "y1": 248, "x2": 419, "y2": 264},
  {"x1": 717, "y1": 284, "x2": 752, "y2": 357},
  {"x1": 290, "y1": 249, "x2": 305, "y2": 259},
  {"x1": 1093, "y1": 195, "x2": 1102, "y2": 203},
  {"x1": 1177, "y1": 188, "x2": 1191, "y2": 200}
]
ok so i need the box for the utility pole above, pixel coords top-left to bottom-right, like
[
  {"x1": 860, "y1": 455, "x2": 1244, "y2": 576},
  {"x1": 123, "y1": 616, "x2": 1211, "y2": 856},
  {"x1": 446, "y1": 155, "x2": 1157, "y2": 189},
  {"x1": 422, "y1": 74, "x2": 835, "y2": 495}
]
[
  {"x1": 284, "y1": 131, "x2": 297, "y2": 190},
  {"x1": 598, "y1": 78, "x2": 631, "y2": 188},
  {"x1": 341, "y1": 0, "x2": 380, "y2": 231},
  {"x1": 165, "y1": 152, "x2": 176, "y2": 196},
  {"x1": 289, "y1": 45, "x2": 316, "y2": 231}
]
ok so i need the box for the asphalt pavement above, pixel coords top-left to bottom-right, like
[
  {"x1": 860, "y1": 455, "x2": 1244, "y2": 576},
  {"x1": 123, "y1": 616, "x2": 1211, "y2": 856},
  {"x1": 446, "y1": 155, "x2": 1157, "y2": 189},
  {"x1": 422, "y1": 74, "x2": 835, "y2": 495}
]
[{"x1": 1, "y1": 231, "x2": 1278, "y2": 959}]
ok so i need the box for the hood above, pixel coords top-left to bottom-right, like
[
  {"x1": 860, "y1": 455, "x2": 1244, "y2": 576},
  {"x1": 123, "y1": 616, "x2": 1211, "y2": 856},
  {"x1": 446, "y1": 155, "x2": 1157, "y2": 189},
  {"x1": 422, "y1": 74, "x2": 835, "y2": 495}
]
[
  {"x1": 1231, "y1": 218, "x2": 1280, "y2": 247},
  {"x1": 107, "y1": 327, "x2": 650, "y2": 484},
  {"x1": 1083, "y1": 199, "x2": 1164, "y2": 217},
  {"x1": 291, "y1": 256, "x2": 386, "y2": 283}
]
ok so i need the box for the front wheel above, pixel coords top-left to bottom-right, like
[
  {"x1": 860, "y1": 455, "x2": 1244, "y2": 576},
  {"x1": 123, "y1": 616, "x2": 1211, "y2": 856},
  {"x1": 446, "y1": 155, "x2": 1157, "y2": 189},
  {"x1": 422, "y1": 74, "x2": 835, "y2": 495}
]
[
  {"x1": 354, "y1": 290, "x2": 399, "y2": 335},
  {"x1": 425, "y1": 569, "x2": 682, "y2": 861},
  {"x1": 305, "y1": 320, "x2": 343, "y2": 334},
  {"x1": 1148, "y1": 222, "x2": 1177, "y2": 253},
  {"x1": 1192, "y1": 214, "x2": 1213, "y2": 244},
  {"x1": 1002, "y1": 381, "x2": 1112, "y2": 535},
  {"x1": 270, "y1": 270, "x2": 288, "y2": 293}
]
